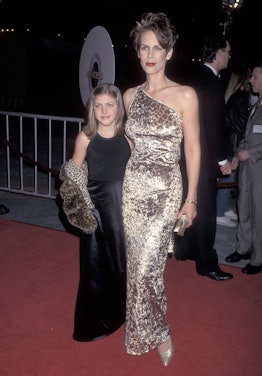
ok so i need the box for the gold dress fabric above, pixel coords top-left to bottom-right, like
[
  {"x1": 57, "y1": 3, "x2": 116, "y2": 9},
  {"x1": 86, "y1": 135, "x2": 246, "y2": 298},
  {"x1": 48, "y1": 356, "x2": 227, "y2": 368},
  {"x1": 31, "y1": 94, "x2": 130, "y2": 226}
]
[{"x1": 122, "y1": 86, "x2": 184, "y2": 355}]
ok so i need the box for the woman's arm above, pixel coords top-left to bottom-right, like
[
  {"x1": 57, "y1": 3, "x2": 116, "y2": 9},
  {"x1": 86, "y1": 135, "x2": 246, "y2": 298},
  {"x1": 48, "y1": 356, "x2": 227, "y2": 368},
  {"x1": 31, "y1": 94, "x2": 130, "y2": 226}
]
[{"x1": 179, "y1": 86, "x2": 201, "y2": 226}]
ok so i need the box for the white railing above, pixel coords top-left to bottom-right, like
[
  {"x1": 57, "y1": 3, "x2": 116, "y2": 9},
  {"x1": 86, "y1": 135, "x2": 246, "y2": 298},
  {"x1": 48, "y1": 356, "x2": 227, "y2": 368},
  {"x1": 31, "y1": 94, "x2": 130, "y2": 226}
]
[
  {"x1": 0, "y1": 111, "x2": 238, "y2": 201},
  {"x1": 0, "y1": 111, "x2": 84, "y2": 199}
]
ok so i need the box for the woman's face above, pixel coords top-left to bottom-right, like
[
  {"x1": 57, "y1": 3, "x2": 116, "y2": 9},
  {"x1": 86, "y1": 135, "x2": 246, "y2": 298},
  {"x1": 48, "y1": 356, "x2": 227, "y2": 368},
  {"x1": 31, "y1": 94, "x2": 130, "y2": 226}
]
[{"x1": 138, "y1": 30, "x2": 172, "y2": 75}]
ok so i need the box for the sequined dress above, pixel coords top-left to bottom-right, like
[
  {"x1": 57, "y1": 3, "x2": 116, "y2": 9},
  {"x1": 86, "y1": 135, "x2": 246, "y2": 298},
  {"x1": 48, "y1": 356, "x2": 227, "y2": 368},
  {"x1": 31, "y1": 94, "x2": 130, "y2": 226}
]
[{"x1": 122, "y1": 86, "x2": 184, "y2": 355}]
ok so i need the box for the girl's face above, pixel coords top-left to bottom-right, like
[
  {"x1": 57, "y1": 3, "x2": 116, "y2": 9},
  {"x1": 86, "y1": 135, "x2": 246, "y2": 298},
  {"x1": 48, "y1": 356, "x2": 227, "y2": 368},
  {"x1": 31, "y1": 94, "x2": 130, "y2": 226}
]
[
  {"x1": 94, "y1": 94, "x2": 118, "y2": 127},
  {"x1": 138, "y1": 30, "x2": 172, "y2": 75}
]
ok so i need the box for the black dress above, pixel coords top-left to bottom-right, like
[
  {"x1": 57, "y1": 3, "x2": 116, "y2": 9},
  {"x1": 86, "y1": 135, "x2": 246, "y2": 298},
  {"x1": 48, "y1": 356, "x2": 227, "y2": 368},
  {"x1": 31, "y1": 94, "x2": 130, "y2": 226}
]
[{"x1": 73, "y1": 133, "x2": 131, "y2": 341}]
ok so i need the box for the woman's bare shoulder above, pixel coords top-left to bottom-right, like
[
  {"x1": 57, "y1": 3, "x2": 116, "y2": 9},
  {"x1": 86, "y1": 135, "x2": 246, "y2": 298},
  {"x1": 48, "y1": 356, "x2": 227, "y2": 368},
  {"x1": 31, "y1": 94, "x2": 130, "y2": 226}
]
[
  {"x1": 163, "y1": 82, "x2": 198, "y2": 114},
  {"x1": 172, "y1": 84, "x2": 198, "y2": 109},
  {"x1": 123, "y1": 86, "x2": 137, "y2": 100},
  {"x1": 123, "y1": 86, "x2": 139, "y2": 111},
  {"x1": 170, "y1": 82, "x2": 197, "y2": 99}
]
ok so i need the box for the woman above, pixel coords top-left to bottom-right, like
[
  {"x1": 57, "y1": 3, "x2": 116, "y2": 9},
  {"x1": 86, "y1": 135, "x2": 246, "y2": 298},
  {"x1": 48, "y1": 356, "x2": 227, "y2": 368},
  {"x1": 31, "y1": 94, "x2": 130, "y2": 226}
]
[
  {"x1": 122, "y1": 12, "x2": 200, "y2": 366},
  {"x1": 59, "y1": 83, "x2": 133, "y2": 341}
]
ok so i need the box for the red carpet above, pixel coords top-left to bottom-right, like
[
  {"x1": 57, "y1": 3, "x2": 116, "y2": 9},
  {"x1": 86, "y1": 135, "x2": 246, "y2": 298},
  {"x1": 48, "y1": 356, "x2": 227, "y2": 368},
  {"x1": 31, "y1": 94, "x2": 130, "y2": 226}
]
[{"x1": 1, "y1": 218, "x2": 262, "y2": 376}]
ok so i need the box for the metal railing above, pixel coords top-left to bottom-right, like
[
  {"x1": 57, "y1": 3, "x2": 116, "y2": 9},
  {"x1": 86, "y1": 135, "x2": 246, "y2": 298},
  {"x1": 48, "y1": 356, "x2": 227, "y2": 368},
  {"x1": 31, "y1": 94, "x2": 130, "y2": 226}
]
[
  {"x1": 0, "y1": 111, "x2": 84, "y2": 199},
  {"x1": 0, "y1": 111, "x2": 238, "y2": 201}
]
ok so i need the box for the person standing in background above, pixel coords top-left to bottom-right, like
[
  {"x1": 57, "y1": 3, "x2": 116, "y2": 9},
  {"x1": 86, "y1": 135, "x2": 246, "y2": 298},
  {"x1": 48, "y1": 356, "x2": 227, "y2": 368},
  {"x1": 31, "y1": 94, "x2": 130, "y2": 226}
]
[
  {"x1": 175, "y1": 32, "x2": 233, "y2": 281},
  {"x1": 216, "y1": 65, "x2": 252, "y2": 227},
  {"x1": 225, "y1": 62, "x2": 262, "y2": 274},
  {"x1": 59, "y1": 83, "x2": 133, "y2": 341},
  {"x1": 122, "y1": 12, "x2": 200, "y2": 366}
]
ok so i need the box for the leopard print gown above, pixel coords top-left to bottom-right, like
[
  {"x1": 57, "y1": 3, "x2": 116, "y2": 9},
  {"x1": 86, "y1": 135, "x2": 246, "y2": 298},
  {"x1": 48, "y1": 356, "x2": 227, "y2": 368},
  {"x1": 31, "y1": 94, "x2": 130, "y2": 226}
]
[{"x1": 122, "y1": 86, "x2": 183, "y2": 355}]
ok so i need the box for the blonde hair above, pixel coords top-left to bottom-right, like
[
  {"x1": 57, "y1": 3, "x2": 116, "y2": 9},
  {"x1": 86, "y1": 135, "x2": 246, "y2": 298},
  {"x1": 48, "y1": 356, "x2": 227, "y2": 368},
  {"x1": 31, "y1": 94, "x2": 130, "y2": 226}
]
[
  {"x1": 82, "y1": 83, "x2": 125, "y2": 138},
  {"x1": 225, "y1": 67, "x2": 251, "y2": 103}
]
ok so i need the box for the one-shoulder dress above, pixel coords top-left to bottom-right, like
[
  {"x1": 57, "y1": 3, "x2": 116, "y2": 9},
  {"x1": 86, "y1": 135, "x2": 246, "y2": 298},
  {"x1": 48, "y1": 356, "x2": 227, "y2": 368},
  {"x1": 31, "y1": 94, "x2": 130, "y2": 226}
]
[
  {"x1": 122, "y1": 86, "x2": 184, "y2": 355},
  {"x1": 73, "y1": 133, "x2": 131, "y2": 341}
]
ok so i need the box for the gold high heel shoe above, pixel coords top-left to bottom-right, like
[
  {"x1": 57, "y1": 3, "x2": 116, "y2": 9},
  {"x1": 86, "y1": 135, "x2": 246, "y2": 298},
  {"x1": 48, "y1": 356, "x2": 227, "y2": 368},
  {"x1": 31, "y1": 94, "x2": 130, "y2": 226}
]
[{"x1": 158, "y1": 340, "x2": 174, "y2": 367}]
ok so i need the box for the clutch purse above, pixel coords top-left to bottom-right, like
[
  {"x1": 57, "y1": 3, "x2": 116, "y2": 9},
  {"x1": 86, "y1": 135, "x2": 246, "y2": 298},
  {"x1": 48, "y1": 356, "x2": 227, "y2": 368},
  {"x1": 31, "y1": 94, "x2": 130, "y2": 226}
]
[{"x1": 174, "y1": 214, "x2": 188, "y2": 236}]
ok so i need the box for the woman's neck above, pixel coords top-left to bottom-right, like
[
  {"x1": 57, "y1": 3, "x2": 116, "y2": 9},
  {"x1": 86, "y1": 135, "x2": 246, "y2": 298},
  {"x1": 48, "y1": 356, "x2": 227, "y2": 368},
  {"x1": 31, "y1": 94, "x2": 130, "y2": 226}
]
[{"x1": 143, "y1": 75, "x2": 170, "y2": 94}]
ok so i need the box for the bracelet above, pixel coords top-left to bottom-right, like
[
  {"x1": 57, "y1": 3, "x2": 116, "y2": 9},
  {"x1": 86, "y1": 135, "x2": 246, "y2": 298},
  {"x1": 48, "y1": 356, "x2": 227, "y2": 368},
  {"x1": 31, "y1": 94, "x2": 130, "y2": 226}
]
[{"x1": 185, "y1": 199, "x2": 197, "y2": 205}]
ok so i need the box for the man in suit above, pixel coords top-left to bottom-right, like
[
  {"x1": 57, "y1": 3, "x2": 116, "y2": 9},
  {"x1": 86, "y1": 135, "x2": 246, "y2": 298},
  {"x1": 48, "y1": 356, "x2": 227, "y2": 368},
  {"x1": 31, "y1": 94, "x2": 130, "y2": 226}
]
[
  {"x1": 225, "y1": 63, "x2": 262, "y2": 274},
  {"x1": 175, "y1": 33, "x2": 233, "y2": 281}
]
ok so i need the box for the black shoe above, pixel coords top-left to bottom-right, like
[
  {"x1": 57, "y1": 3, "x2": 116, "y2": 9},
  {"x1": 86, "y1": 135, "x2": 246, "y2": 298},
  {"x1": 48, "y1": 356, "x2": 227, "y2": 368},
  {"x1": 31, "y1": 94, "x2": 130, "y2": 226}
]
[
  {"x1": 199, "y1": 269, "x2": 233, "y2": 281},
  {"x1": 225, "y1": 251, "x2": 251, "y2": 263},
  {"x1": 241, "y1": 263, "x2": 262, "y2": 274},
  {"x1": 0, "y1": 204, "x2": 9, "y2": 215}
]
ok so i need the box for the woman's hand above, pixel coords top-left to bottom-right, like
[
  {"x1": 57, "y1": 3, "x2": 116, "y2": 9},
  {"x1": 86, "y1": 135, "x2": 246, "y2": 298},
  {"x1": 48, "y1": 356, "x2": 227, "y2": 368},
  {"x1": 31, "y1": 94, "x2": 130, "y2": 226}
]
[{"x1": 177, "y1": 201, "x2": 197, "y2": 227}]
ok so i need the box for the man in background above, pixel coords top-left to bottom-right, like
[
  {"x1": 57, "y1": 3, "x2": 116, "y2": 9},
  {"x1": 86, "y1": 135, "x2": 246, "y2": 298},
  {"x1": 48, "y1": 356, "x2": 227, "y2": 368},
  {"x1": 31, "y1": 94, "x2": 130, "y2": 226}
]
[
  {"x1": 225, "y1": 62, "x2": 262, "y2": 274},
  {"x1": 175, "y1": 33, "x2": 233, "y2": 281}
]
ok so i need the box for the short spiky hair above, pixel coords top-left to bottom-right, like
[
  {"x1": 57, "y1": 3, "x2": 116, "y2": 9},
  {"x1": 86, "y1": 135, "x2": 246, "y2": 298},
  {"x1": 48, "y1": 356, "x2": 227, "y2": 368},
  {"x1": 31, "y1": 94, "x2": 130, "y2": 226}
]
[{"x1": 130, "y1": 12, "x2": 178, "y2": 53}]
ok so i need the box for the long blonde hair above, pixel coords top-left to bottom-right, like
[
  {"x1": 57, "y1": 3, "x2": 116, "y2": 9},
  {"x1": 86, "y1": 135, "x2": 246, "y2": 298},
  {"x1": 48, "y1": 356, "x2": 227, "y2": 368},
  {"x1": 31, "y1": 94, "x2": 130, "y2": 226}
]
[{"x1": 224, "y1": 66, "x2": 251, "y2": 103}]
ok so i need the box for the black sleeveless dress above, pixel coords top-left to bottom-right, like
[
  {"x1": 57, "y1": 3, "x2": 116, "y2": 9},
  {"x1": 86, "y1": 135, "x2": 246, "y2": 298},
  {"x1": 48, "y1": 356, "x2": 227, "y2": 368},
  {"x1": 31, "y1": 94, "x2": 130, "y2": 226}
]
[{"x1": 73, "y1": 133, "x2": 131, "y2": 341}]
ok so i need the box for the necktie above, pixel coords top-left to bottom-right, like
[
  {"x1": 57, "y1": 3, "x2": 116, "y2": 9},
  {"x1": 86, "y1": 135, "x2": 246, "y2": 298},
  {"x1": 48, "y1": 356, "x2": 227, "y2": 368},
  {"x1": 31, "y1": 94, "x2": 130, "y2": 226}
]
[{"x1": 249, "y1": 97, "x2": 262, "y2": 119}]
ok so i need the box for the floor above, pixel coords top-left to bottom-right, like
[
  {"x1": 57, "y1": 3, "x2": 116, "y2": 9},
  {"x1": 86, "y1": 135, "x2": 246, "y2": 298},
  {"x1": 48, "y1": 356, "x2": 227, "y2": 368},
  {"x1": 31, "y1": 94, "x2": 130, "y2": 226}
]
[{"x1": 0, "y1": 190, "x2": 246, "y2": 269}]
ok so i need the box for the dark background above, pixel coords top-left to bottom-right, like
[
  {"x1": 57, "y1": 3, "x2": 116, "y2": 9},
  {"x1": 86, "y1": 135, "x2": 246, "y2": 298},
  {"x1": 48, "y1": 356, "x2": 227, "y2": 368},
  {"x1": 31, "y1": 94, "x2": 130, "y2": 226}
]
[{"x1": 0, "y1": 0, "x2": 260, "y2": 117}]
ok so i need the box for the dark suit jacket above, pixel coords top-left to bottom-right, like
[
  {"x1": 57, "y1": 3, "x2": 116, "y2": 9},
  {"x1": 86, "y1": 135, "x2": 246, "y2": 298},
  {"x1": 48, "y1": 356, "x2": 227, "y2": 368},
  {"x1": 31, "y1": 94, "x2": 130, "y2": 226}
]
[
  {"x1": 175, "y1": 63, "x2": 229, "y2": 273},
  {"x1": 193, "y1": 64, "x2": 228, "y2": 174},
  {"x1": 180, "y1": 63, "x2": 228, "y2": 196}
]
